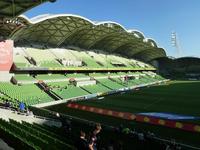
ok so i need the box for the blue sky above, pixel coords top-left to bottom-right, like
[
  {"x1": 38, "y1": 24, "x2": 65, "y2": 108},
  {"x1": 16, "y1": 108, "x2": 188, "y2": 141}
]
[{"x1": 24, "y1": 0, "x2": 200, "y2": 58}]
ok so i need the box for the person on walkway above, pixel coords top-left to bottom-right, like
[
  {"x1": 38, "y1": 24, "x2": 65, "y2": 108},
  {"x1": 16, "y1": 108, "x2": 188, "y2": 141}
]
[{"x1": 19, "y1": 101, "x2": 25, "y2": 113}]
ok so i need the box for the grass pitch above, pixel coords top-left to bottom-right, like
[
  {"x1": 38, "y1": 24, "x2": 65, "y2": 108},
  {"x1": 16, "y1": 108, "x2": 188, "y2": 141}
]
[{"x1": 78, "y1": 80, "x2": 200, "y2": 117}]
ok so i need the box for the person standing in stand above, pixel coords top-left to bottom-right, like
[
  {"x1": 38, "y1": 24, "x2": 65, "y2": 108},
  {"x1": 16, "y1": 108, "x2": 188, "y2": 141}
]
[
  {"x1": 76, "y1": 131, "x2": 89, "y2": 150},
  {"x1": 89, "y1": 123, "x2": 102, "y2": 150}
]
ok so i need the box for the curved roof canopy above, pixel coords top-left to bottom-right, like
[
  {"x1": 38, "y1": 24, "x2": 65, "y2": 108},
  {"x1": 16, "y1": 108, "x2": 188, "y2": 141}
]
[
  {"x1": 0, "y1": 0, "x2": 53, "y2": 18},
  {"x1": 10, "y1": 14, "x2": 166, "y2": 62},
  {"x1": 0, "y1": 0, "x2": 55, "y2": 38}
]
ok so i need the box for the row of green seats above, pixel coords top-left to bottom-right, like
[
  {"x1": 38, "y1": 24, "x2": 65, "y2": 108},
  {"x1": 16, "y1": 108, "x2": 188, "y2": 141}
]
[
  {"x1": 66, "y1": 73, "x2": 88, "y2": 78},
  {"x1": 9, "y1": 119, "x2": 74, "y2": 149},
  {"x1": 82, "y1": 84, "x2": 110, "y2": 93},
  {"x1": 50, "y1": 84, "x2": 89, "y2": 99},
  {"x1": 97, "y1": 78, "x2": 125, "y2": 90},
  {"x1": 73, "y1": 51, "x2": 102, "y2": 68},
  {"x1": 14, "y1": 74, "x2": 34, "y2": 81},
  {"x1": 36, "y1": 74, "x2": 66, "y2": 80},
  {"x1": 0, "y1": 117, "x2": 76, "y2": 149},
  {"x1": 0, "y1": 83, "x2": 53, "y2": 106}
]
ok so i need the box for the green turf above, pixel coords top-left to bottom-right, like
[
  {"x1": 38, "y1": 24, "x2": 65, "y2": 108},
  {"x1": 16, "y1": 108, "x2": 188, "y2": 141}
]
[
  {"x1": 78, "y1": 80, "x2": 200, "y2": 117},
  {"x1": 46, "y1": 81, "x2": 200, "y2": 147}
]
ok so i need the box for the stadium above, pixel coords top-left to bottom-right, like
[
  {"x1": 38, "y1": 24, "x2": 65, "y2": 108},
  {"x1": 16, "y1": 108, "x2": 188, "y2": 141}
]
[{"x1": 0, "y1": 1, "x2": 200, "y2": 150}]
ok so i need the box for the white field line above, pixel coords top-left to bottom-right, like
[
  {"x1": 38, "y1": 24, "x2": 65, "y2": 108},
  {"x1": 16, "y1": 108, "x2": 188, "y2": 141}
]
[{"x1": 143, "y1": 98, "x2": 165, "y2": 110}]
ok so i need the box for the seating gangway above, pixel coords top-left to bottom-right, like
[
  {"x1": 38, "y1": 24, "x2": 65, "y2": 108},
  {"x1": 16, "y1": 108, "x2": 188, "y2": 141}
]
[{"x1": 36, "y1": 81, "x2": 62, "y2": 101}]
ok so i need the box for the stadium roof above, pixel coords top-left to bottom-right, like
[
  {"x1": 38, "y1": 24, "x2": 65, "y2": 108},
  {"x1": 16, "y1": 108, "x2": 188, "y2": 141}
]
[
  {"x1": 0, "y1": 0, "x2": 56, "y2": 38},
  {"x1": 11, "y1": 14, "x2": 166, "y2": 62},
  {"x1": 0, "y1": 0, "x2": 52, "y2": 18},
  {"x1": 0, "y1": 1, "x2": 166, "y2": 62}
]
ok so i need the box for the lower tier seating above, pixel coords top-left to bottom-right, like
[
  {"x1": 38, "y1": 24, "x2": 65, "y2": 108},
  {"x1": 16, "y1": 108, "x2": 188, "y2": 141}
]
[
  {"x1": 82, "y1": 84, "x2": 110, "y2": 93},
  {"x1": 0, "y1": 72, "x2": 165, "y2": 107},
  {"x1": 0, "y1": 83, "x2": 53, "y2": 106},
  {"x1": 0, "y1": 118, "x2": 75, "y2": 150}
]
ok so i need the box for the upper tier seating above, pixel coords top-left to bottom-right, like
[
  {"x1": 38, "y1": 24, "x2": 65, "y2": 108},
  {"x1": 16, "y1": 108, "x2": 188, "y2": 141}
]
[
  {"x1": 25, "y1": 48, "x2": 61, "y2": 67},
  {"x1": 87, "y1": 51, "x2": 112, "y2": 67},
  {"x1": 51, "y1": 48, "x2": 78, "y2": 61},
  {"x1": 71, "y1": 50, "x2": 101, "y2": 68},
  {"x1": 13, "y1": 47, "x2": 155, "y2": 70},
  {"x1": 13, "y1": 47, "x2": 32, "y2": 68}
]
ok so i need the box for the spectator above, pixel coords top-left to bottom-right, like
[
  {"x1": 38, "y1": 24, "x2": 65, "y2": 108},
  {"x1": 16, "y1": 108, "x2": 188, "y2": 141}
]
[
  {"x1": 4, "y1": 100, "x2": 12, "y2": 109},
  {"x1": 76, "y1": 131, "x2": 89, "y2": 150},
  {"x1": 19, "y1": 101, "x2": 25, "y2": 113},
  {"x1": 89, "y1": 123, "x2": 102, "y2": 150}
]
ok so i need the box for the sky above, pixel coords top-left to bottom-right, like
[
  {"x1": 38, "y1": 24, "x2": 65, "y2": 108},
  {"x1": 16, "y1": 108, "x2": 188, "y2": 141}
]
[{"x1": 24, "y1": 0, "x2": 200, "y2": 58}]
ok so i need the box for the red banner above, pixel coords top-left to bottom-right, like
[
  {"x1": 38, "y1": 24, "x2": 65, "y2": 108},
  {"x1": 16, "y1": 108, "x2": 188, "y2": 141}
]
[
  {"x1": 135, "y1": 115, "x2": 200, "y2": 133},
  {"x1": 0, "y1": 40, "x2": 13, "y2": 71},
  {"x1": 67, "y1": 103, "x2": 136, "y2": 120},
  {"x1": 67, "y1": 103, "x2": 200, "y2": 133}
]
